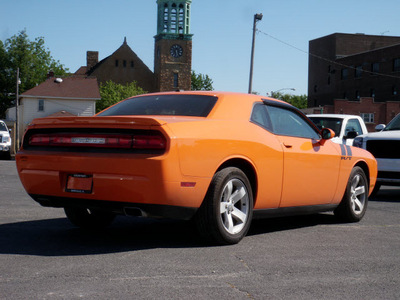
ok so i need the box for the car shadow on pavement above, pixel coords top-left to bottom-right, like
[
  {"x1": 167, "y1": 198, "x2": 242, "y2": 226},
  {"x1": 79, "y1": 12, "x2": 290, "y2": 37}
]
[
  {"x1": 369, "y1": 187, "x2": 400, "y2": 203},
  {"x1": 0, "y1": 213, "x2": 339, "y2": 256},
  {"x1": 248, "y1": 213, "x2": 338, "y2": 236}
]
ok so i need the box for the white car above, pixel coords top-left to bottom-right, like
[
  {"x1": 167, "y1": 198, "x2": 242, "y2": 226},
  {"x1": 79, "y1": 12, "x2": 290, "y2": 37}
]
[
  {"x1": 0, "y1": 120, "x2": 12, "y2": 159},
  {"x1": 353, "y1": 113, "x2": 400, "y2": 194},
  {"x1": 308, "y1": 114, "x2": 368, "y2": 145}
]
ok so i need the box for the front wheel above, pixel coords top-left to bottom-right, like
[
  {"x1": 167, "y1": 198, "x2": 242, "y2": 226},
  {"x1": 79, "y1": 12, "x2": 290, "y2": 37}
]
[
  {"x1": 334, "y1": 166, "x2": 368, "y2": 222},
  {"x1": 64, "y1": 207, "x2": 116, "y2": 229},
  {"x1": 195, "y1": 167, "x2": 253, "y2": 245}
]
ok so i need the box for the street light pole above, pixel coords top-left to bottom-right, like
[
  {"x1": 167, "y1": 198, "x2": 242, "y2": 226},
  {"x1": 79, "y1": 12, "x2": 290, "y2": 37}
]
[
  {"x1": 248, "y1": 13, "x2": 263, "y2": 94},
  {"x1": 270, "y1": 88, "x2": 295, "y2": 98}
]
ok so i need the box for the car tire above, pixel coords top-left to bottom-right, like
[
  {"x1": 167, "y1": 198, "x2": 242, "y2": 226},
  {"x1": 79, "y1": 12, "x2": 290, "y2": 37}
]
[
  {"x1": 195, "y1": 167, "x2": 253, "y2": 245},
  {"x1": 64, "y1": 207, "x2": 116, "y2": 228},
  {"x1": 334, "y1": 166, "x2": 368, "y2": 222}
]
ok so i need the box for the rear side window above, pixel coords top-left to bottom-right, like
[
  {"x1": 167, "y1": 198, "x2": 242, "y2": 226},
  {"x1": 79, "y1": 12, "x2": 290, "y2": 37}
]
[{"x1": 98, "y1": 94, "x2": 218, "y2": 117}]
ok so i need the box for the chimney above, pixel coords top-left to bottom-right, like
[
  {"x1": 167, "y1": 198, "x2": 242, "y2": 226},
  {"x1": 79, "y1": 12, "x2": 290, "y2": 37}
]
[
  {"x1": 47, "y1": 70, "x2": 55, "y2": 78},
  {"x1": 87, "y1": 51, "x2": 99, "y2": 71}
]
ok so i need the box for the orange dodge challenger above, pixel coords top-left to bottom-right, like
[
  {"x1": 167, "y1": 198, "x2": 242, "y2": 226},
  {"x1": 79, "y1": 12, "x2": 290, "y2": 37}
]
[{"x1": 16, "y1": 91, "x2": 377, "y2": 245}]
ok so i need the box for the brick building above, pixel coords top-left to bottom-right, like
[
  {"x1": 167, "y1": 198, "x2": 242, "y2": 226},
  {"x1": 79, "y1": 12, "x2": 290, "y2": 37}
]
[
  {"x1": 75, "y1": 0, "x2": 193, "y2": 92},
  {"x1": 308, "y1": 33, "x2": 400, "y2": 128}
]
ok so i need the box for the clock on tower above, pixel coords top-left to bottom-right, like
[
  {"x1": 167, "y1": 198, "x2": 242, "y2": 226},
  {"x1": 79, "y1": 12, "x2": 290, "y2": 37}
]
[{"x1": 154, "y1": 0, "x2": 193, "y2": 91}]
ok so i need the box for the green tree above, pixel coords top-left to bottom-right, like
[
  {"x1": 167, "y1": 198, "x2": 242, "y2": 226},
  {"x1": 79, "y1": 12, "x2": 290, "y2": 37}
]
[
  {"x1": 98, "y1": 80, "x2": 146, "y2": 113},
  {"x1": 0, "y1": 29, "x2": 68, "y2": 118},
  {"x1": 191, "y1": 70, "x2": 213, "y2": 91},
  {"x1": 271, "y1": 92, "x2": 307, "y2": 109}
]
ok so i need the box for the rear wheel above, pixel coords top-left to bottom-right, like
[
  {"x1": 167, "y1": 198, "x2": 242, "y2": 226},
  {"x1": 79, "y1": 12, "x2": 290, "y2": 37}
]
[
  {"x1": 195, "y1": 167, "x2": 253, "y2": 245},
  {"x1": 64, "y1": 207, "x2": 116, "y2": 228},
  {"x1": 334, "y1": 166, "x2": 368, "y2": 222}
]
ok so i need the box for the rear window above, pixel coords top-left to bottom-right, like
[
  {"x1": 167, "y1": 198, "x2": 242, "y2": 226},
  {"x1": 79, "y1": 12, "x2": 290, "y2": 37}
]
[{"x1": 98, "y1": 94, "x2": 218, "y2": 117}]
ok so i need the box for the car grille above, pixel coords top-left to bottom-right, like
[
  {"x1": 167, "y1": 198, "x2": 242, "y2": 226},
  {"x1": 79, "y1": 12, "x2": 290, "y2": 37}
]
[
  {"x1": 366, "y1": 140, "x2": 400, "y2": 159},
  {"x1": 0, "y1": 135, "x2": 3, "y2": 143}
]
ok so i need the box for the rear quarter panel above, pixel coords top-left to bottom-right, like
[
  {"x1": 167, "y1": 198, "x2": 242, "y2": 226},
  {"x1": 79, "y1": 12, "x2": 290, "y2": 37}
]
[{"x1": 166, "y1": 118, "x2": 285, "y2": 209}]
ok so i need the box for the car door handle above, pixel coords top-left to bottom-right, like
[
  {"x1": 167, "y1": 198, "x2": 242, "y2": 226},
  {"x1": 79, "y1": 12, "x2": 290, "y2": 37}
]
[{"x1": 283, "y1": 143, "x2": 292, "y2": 148}]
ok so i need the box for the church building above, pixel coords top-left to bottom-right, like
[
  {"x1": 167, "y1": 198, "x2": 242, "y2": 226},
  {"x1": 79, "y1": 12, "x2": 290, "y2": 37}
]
[{"x1": 74, "y1": 0, "x2": 193, "y2": 92}]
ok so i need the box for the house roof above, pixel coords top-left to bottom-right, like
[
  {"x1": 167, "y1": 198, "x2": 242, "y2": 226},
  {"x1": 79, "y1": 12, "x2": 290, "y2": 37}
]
[{"x1": 21, "y1": 76, "x2": 100, "y2": 99}]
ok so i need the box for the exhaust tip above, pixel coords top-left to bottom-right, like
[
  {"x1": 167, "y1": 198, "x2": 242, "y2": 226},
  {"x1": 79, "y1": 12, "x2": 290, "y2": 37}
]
[{"x1": 124, "y1": 207, "x2": 146, "y2": 217}]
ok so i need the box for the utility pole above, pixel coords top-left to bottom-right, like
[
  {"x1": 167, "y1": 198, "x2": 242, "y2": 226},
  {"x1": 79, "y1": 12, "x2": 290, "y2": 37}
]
[
  {"x1": 15, "y1": 68, "x2": 20, "y2": 152},
  {"x1": 248, "y1": 13, "x2": 263, "y2": 94}
]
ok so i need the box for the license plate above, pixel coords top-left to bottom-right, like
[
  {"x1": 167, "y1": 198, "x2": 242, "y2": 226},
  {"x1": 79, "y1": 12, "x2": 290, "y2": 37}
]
[{"x1": 66, "y1": 174, "x2": 93, "y2": 194}]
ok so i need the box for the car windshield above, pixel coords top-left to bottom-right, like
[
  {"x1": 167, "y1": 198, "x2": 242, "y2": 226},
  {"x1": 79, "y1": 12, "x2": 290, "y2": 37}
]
[
  {"x1": 0, "y1": 122, "x2": 7, "y2": 132},
  {"x1": 98, "y1": 94, "x2": 218, "y2": 117},
  {"x1": 384, "y1": 114, "x2": 400, "y2": 131},
  {"x1": 309, "y1": 117, "x2": 343, "y2": 137}
]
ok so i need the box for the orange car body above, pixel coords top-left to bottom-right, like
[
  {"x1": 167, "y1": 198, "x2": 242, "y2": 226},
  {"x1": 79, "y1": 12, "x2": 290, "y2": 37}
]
[{"x1": 16, "y1": 91, "x2": 377, "y2": 222}]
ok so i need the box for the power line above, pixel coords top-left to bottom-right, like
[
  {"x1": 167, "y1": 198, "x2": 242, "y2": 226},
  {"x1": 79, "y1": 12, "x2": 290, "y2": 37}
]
[{"x1": 257, "y1": 29, "x2": 400, "y2": 80}]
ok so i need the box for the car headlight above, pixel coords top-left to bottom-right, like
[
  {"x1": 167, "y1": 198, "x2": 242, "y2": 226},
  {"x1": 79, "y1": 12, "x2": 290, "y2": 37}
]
[
  {"x1": 3, "y1": 136, "x2": 10, "y2": 143},
  {"x1": 353, "y1": 136, "x2": 363, "y2": 148}
]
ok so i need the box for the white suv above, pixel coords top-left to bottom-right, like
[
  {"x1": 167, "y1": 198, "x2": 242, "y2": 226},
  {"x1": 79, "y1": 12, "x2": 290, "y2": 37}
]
[
  {"x1": 0, "y1": 120, "x2": 12, "y2": 159},
  {"x1": 353, "y1": 113, "x2": 400, "y2": 194}
]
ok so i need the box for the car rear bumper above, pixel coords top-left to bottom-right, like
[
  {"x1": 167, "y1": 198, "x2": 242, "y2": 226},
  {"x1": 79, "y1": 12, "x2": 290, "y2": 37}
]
[{"x1": 16, "y1": 151, "x2": 211, "y2": 215}]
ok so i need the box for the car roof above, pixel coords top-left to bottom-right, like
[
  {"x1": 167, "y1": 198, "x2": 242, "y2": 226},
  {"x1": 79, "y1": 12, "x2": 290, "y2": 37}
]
[{"x1": 130, "y1": 91, "x2": 292, "y2": 120}]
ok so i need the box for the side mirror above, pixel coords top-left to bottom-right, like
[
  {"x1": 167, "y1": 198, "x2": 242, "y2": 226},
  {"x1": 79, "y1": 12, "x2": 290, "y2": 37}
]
[
  {"x1": 321, "y1": 128, "x2": 335, "y2": 140},
  {"x1": 345, "y1": 131, "x2": 358, "y2": 139},
  {"x1": 375, "y1": 124, "x2": 385, "y2": 131}
]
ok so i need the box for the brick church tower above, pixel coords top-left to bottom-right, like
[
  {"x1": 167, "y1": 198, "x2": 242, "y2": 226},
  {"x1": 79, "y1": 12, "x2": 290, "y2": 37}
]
[{"x1": 154, "y1": 0, "x2": 193, "y2": 91}]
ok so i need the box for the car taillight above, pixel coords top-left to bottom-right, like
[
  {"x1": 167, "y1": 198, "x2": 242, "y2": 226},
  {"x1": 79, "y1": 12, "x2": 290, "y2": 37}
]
[
  {"x1": 133, "y1": 135, "x2": 166, "y2": 149},
  {"x1": 28, "y1": 133, "x2": 166, "y2": 150}
]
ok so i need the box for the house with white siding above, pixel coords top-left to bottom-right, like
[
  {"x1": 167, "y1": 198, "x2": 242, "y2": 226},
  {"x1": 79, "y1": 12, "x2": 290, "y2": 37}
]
[{"x1": 7, "y1": 75, "x2": 100, "y2": 146}]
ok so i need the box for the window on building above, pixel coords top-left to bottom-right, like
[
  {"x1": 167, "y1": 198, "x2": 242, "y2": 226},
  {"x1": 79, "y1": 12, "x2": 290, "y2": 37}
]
[
  {"x1": 370, "y1": 88, "x2": 375, "y2": 98},
  {"x1": 163, "y1": 4, "x2": 169, "y2": 32},
  {"x1": 355, "y1": 90, "x2": 360, "y2": 100},
  {"x1": 173, "y1": 73, "x2": 179, "y2": 88},
  {"x1": 361, "y1": 113, "x2": 374, "y2": 124},
  {"x1": 342, "y1": 92, "x2": 347, "y2": 99},
  {"x1": 123, "y1": 60, "x2": 127, "y2": 68},
  {"x1": 131, "y1": 61, "x2": 134, "y2": 68},
  {"x1": 393, "y1": 85, "x2": 398, "y2": 96},
  {"x1": 115, "y1": 59, "x2": 119, "y2": 67},
  {"x1": 371, "y1": 62, "x2": 379, "y2": 75},
  {"x1": 327, "y1": 76, "x2": 330, "y2": 85},
  {"x1": 178, "y1": 4, "x2": 184, "y2": 34},
  {"x1": 38, "y1": 99, "x2": 44, "y2": 112},
  {"x1": 171, "y1": 4, "x2": 177, "y2": 33},
  {"x1": 394, "y1": 58, "x2": 400, "y2": 72},
  {"x1": 341, "y1": 68, "x2": 348, "y2": 80},
  {"x1": 355, "y1": 65, "x2": 362, "y2": 78}
]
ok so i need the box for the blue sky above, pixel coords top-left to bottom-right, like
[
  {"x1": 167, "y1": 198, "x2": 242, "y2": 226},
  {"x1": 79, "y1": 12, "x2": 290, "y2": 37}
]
[{"x1": 1, "y1": 0, "x2": 399, "y2": 96}]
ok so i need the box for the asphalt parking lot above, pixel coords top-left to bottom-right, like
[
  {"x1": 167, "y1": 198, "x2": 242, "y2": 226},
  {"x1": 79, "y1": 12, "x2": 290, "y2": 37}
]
[{"x1": 1, "y1": 160, "x2": 399, "y2": 299}]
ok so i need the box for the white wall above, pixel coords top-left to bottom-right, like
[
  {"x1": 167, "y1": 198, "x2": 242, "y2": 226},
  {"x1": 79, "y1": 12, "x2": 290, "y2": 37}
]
[{"x1": 14, "y1": 97, "x2": 97, "y2": 142}]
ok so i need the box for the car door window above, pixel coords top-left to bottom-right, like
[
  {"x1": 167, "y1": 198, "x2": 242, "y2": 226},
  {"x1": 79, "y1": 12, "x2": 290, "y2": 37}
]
[
  {"x1": 345, "y1": 119, "x2": 362, "y2": 136},
  {"x1": 267, "y1": 106, "x2": 320, "y2": 139}
]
